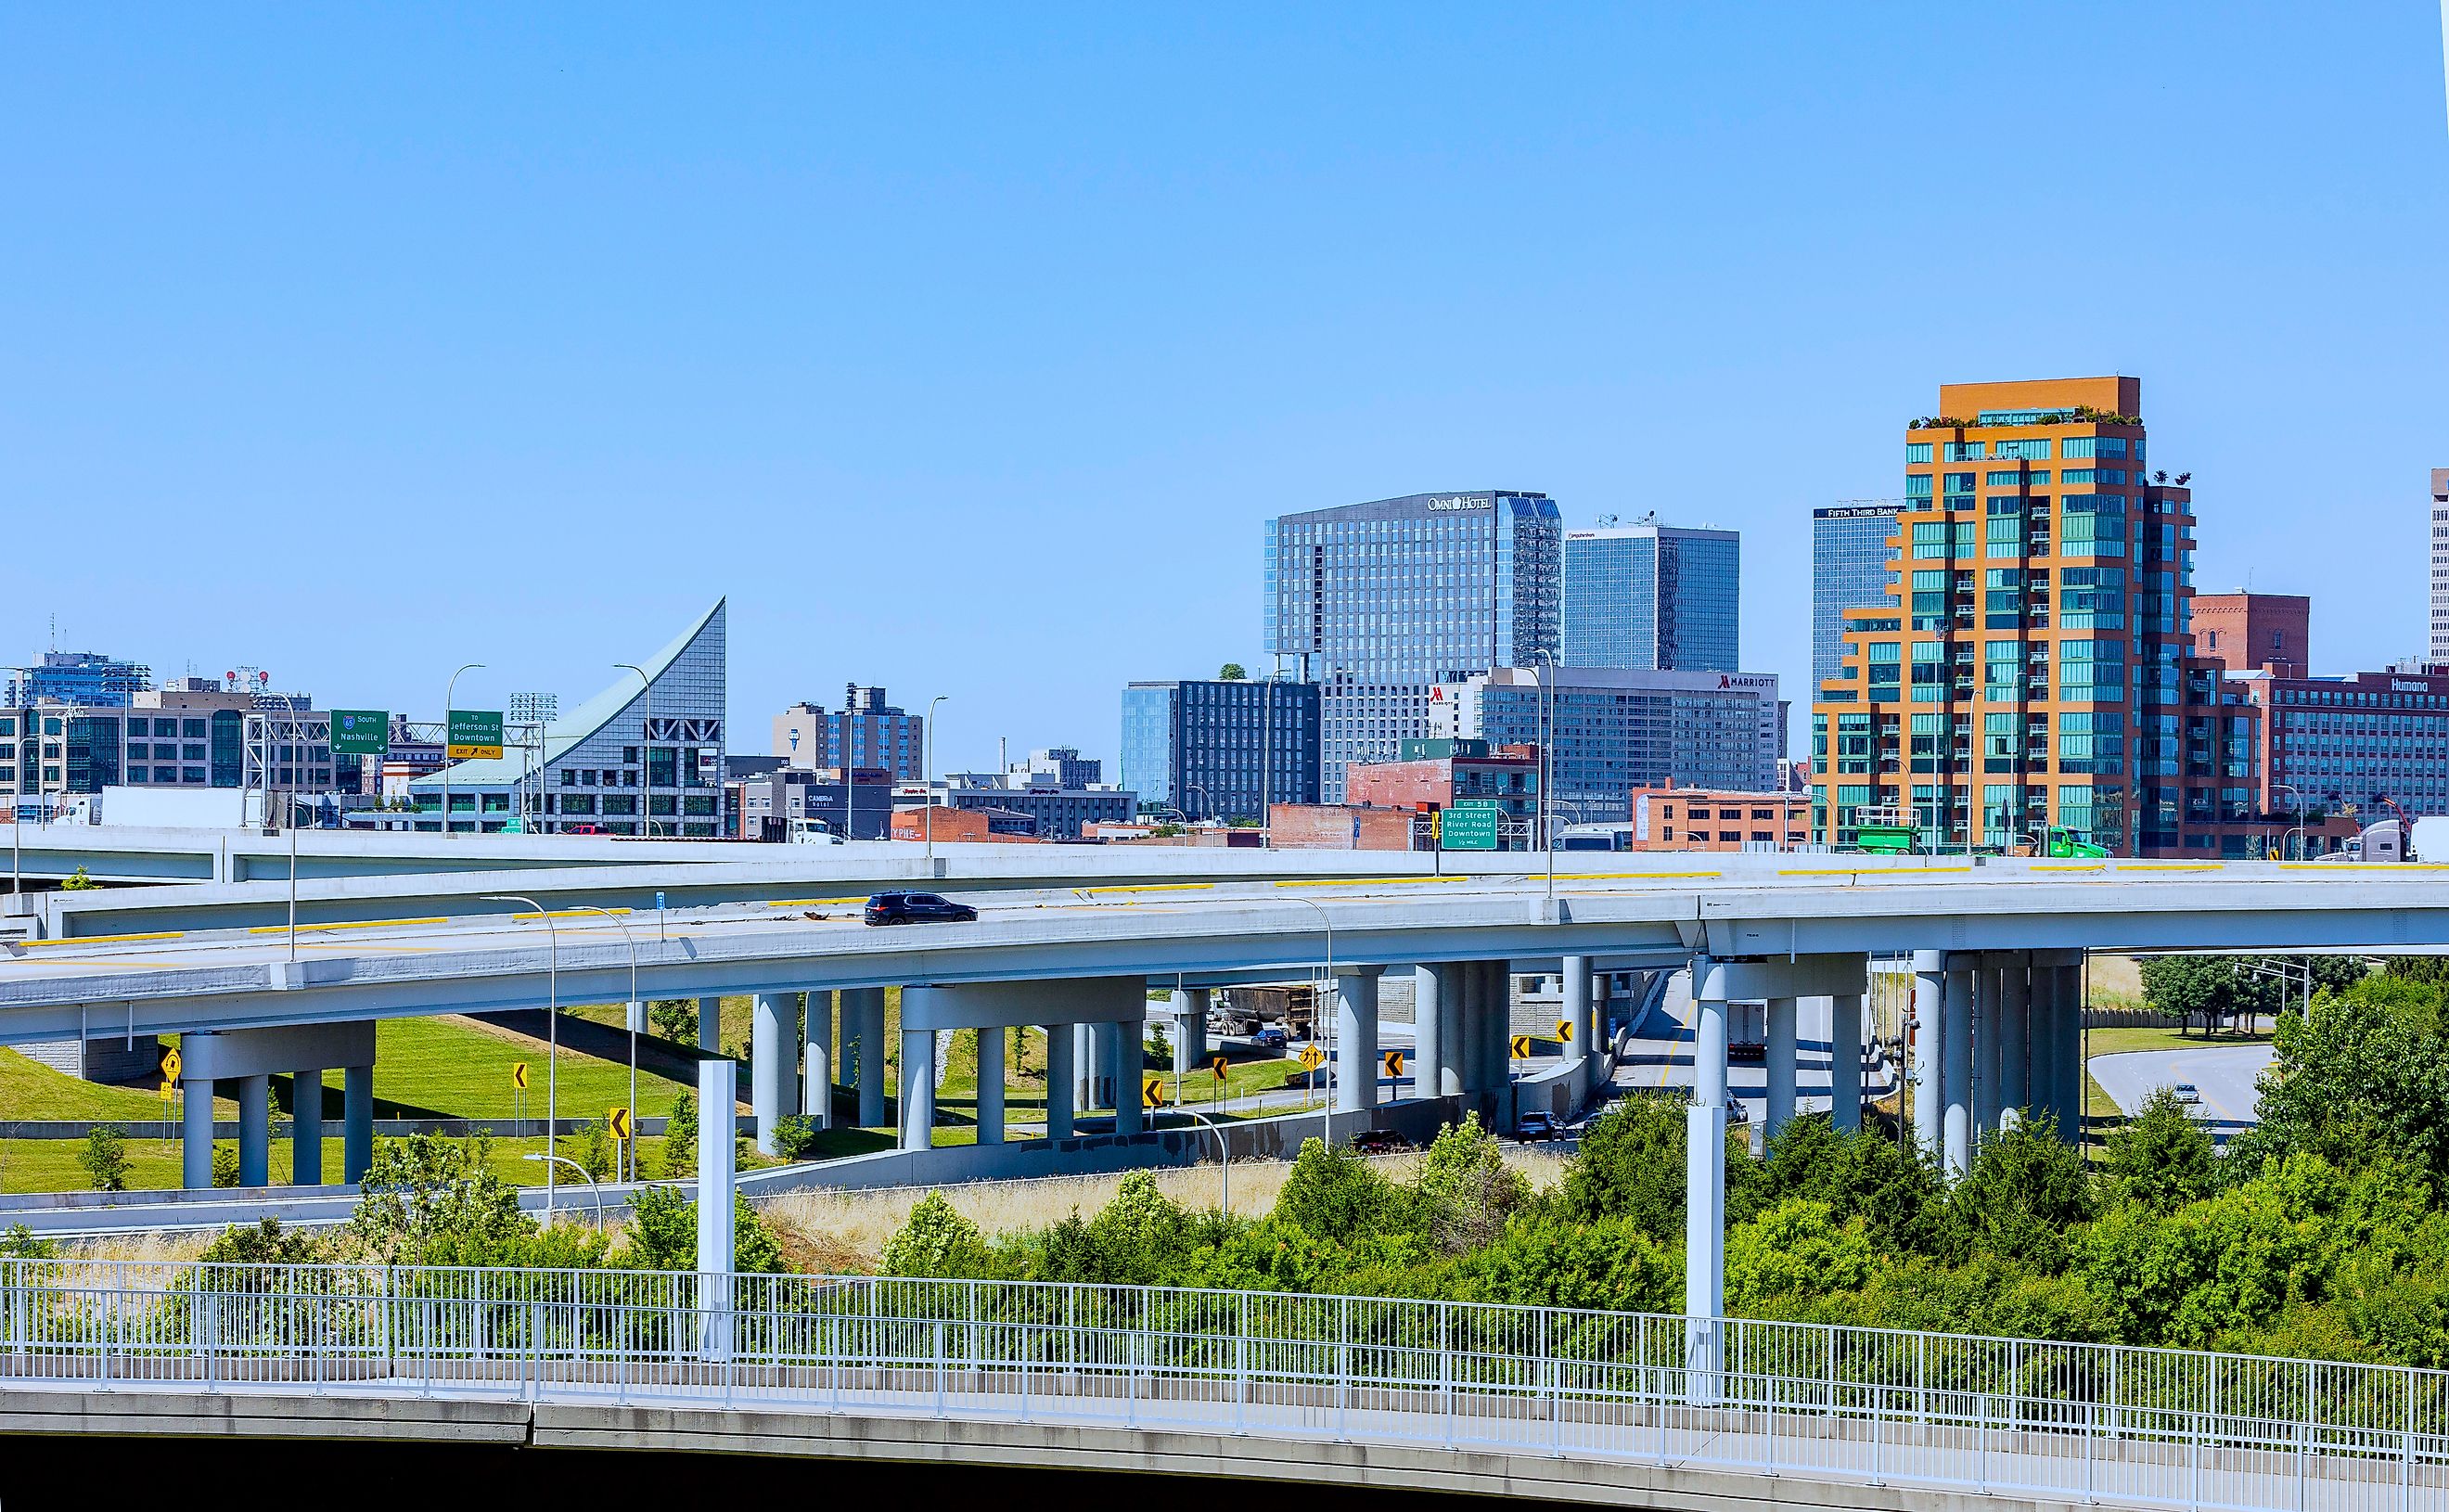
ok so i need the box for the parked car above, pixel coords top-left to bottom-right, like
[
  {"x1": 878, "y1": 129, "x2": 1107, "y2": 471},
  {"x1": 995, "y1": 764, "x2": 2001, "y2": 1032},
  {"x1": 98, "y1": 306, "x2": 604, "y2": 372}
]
[
  {"x1": 862, "y1": 891, "x2": 979, "y2": 926},
  {"x1": 1350, "y1": 1130, "x2": 1412, "y2": 1155},
  {"x1": 1250, "y1": 1026, "x2": 1288, "y2": 1051},
  {"x1": 1517, "y1": 1110, "x2": 1561, "y2": 1142}
]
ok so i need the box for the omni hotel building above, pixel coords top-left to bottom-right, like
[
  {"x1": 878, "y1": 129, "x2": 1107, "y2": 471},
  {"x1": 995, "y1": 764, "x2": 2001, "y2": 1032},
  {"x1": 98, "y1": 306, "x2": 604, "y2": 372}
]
[
  {"x1": 1812, "y1": 378, "x2": 2263, "y2": 857},
  {"x1": 1264, "y1": 491, "x2": 1561, "y2": 803}
]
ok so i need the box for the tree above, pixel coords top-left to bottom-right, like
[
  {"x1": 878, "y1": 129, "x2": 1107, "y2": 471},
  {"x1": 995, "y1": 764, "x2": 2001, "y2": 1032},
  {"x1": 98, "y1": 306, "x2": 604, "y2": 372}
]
[
  {"x1": 58, "y1": 866, "x2": 96, "y2": 891},
  {"x1": 1726, "y1": 1199, "x2": 1879, "y2": 1311},
  {"x1": 212, "y1": 1144, "x2": 240, "y2": 1188},
  {"x1": 1943, "y1": 1117, "x2": 2093, "y2": 1271},
  {"x1": 1471, "y1": 1214, "x2": 1678, "y2": 1313},
  {"x1": 78, "y1": 1126, "x2": 129, "y2": 1191},
  {"x1": 620, "y1": 1185, "x2": 697, "y2": 1270},
  {"x1": 648, "y1": 999, "x2": 702, "y2": 1044},
  {"x1": 2099, "y1": 1087, "x2": 2218, "y2": 1213},
  {"x1": 2230, "y1": 976, "x2": 2449, "y2": 1185},
  {"x1": 1218, "y1": 663, "x2": 1248, "y2": 681},
  {"x1": 1415, "y1": 1113, "x2": 1529, "y2": 1254},
  {"x1": 662, "y1": 1090, "x2": 699, "y2": 1177},
  {"x1": 1730, "y1": 1112, "x2": 1947, "y2": 1256},
  {"x1": 2140, "y1": 955, "x2": 2279, "y2": 1035},
  {"x1": 1084, "y1": 1171, "x2": 1191, "y2": 1285},
  {"x1": 1558, "y1": 1095, "x2": 1689, "y2": 1241},
  {"x1": 345, "y1": 1134, "x2": 530, "y2": 1263}
]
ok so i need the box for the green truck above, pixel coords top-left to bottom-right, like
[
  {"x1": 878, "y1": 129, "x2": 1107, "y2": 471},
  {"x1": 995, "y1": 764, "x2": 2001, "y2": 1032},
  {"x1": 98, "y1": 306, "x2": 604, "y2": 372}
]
[{"x1": 1849, "y1": 806, "x2": 1921, "y2": 854}]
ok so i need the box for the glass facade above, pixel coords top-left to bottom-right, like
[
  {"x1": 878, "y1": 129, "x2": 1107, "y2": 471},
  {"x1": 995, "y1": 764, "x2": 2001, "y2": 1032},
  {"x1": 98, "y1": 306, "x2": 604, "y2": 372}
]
[
  {"x1": 1119, "y1": 678, "x2": 1321, "y2": 822},
  {"x1": 1562, "y1": 524, "x2": 1740, "y2": 673},
  {"x1": 1812, "y1": 506, "x2": 1903, "y2": 692},
  {"x1": 1438, "y1": 666, "x2": 1784, "y2": 825},
  {"x1": 1263, "y1": 492, "x2": 1561, "y2": 801}
]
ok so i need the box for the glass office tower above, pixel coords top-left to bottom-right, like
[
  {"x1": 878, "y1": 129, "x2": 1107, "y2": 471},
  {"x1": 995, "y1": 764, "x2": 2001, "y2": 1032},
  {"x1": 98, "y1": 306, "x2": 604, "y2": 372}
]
[
  {"x1": 1562, "y1": 522, "x2": 1740, "y2": 673},
  {"x1": 1263, "y1": 491, "x2": 1561, "y2": 801},
  {"x1": 1812, "y1": 505, "x2": 1904, "y2": 691},
  {"x1": 1119, "y1": 677, "x2": 1321, "y2": 822}
]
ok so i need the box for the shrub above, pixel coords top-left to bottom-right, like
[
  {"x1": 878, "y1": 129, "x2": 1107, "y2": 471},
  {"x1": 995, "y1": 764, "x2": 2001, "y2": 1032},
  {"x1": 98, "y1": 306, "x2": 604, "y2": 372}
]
[
  {"x1": 2100, "y1": 1087, "x2": 2218, "y2": 1213},
  {"x1": 346, "y1": 1134, "x2": 530, "y2": 1264},
  {"x1": 769, "y1": 1114, "x2": 820, "y2": 1161},
  {"x1": 199, "y1": 1217, "x2": 327, "y2": 1267},
  {"x1": 212, "y1": 1144, "x2": 241, "y2": 1188},
  {"x1": 1558, "y1": 1094, "x2": 1687, "y2": 1240},
  {"x1": 78, "y1": 1126, "x2": 129, "y2": 1192},
  {"x1": 1084, "y1": 1171, "x2": 1191, "y2": 1286},
  {"x1": 1943, "y1": 1116, "x2": 2092, "y2": 1270},
  {"x1": 620, "y1": 1185, "x2": 697, "y2": 1271},
  {"x1": 1731, "y1": 1113, "x2": 1945, "y2": 1255},
  {"x1": 1471, "y1": 1214, "x2": 1679, "y2": 1313},
  {"x1": 662, "y1": 1090, "x2": 699, "y2": 1177},
  {"x1": 882, "y1": 1192, "x2": 994, "y2": 1277},
  {"x1": 1274, "y1": 1136, "x2": 1412, "y2": 1245},
  {"x1": 1726, "y1": 1198, "x2": 1878, "y2": 1310}
]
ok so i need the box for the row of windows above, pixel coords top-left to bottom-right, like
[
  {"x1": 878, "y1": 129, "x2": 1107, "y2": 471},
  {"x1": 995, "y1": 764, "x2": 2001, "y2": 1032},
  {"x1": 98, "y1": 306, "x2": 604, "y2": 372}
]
[{"x1": 1908, "y1": 436, "x2": 2136, "y2": 464}]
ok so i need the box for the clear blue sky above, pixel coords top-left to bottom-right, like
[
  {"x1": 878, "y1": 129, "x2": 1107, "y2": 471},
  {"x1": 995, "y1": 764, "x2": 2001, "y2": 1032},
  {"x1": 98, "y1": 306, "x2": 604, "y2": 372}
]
[{"x1": 5, "y1": 5, "x2": 2444, "y2": 775}]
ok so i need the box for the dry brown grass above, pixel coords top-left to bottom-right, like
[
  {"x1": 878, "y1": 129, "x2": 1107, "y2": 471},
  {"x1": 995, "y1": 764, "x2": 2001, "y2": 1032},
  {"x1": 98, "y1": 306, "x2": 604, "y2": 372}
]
[
  {"x1": 54, "y1": 1230, "x2": 216, "y2": 1264},
  {"x1": 758, "y1": 1145, "x2": 1571, "y2": 1275}
]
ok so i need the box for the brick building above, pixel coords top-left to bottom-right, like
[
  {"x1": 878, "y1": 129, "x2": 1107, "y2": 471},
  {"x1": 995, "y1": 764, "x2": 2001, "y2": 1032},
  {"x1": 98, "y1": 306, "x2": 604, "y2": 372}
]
[{"x1": 1628, "y1": 783, "x2": 1811, "y2": 852}]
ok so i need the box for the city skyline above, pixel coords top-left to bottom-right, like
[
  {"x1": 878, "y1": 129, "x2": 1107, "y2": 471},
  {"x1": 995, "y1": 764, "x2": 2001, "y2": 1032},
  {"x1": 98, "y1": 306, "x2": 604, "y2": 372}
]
[{"x1": 4, "y1": 7, "x2": 2444, "y2": 775}]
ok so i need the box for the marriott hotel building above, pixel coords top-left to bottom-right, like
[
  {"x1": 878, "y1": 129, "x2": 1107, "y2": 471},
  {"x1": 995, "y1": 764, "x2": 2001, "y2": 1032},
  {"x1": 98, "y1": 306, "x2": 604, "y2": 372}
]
[{"x1": 1264, "y1": 491, "x2": 1562, "y2": 802}]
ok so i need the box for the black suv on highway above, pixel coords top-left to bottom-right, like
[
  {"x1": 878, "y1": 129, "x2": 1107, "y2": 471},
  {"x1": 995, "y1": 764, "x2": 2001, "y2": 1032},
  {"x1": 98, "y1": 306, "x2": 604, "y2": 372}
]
[{"x1": 862, "y1": 891, "x2": 979, "y2": 926}]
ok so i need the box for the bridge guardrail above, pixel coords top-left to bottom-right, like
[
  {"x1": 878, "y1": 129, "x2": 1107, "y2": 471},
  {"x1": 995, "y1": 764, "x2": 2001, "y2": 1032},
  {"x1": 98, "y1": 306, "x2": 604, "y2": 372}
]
[{"x1": 0, "y1": 1259, "x2": 2440, "y2": 1510}]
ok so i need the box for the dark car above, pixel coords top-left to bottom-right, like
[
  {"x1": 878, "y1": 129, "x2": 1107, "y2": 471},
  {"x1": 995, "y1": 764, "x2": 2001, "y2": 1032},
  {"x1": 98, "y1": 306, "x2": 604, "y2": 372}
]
[
  {"x1": 862, "y1": 891, "x2": 979, "y2": 926},
  {"x1": 1516, "y1": 1110, "x2": 1561, "y2": 1142},
  {"x1": 1350, "y1": 1130, "x2": 1412, "y2": 1155},
  {"x1": 1250, "y1": 1026, "x2": 1288, "y2": 1051}
]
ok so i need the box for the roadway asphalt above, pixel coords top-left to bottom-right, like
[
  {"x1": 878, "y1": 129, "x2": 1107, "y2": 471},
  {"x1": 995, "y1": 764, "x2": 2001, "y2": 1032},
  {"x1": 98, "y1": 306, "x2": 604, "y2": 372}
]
[{"x1": 2089, "y1": 1043, "x2": 2273, "y2": 1133}]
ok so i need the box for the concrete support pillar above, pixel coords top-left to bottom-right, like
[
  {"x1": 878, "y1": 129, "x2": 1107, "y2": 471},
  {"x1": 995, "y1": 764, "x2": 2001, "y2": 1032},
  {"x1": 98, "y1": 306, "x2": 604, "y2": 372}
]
[
  {"x1": 2055, "y1": 961, "x2": 2085, "y2": 1146},
  {"x1": 182, "y1": 1074, "x2": 216, "y2": 1189},
  {"x1": 1764, "y1": 996, "x2": 1798, "y2": 1142},
  {"x1": 292, "y1": 1068, "x2": 324, "y2": 1186},
  {"x1": 838, "y1": 988, "x2": 887, "y2": 1128},
  {"x1": 803, "y1": 991, "x2": 834, "y2": 1129},
  {"x1": 1073, "y1": 1023, "x2": 1098, "y2": 1113},
  {"x1": 1334, "y1": 968, "x2": 1380, "y2": 1114},
  {"x1": 1090, "y1": 1022, "x2": 1120, "y2": 1111},
  {"x1": 1169, "y1": 989, "x2": 1208, "y2": 1078},
  {"x1": 1110, "y1": 1018, "x2": 1142, "y2": 1135},
  {"x1": 1561, "y1": 956, "x2": 1591, "y2": 1073},
  {"x1": 1487, "y1": 961, "x2": 1516, "y2": 1124},
  {"x1": 976, "y1": 1028, "x2": 1006, "y2": 1146},
  {"x1": 1589, "y1": 972, "x2": 1611, "y2": 1065},
  {"x1": 1943, "y1": 965, "x2": 1974, "y2": 1181},
  {"x1": 1972, "y1": 967, "x2": 2001, "y2": 1143},
  {"x1": 1412, "y1": 965, "x2": 1445, "y2": 1102},
  {"x1": 1043, "y1": 1023, "x2": 1074, "y2": 1139},
  {"x1": 1999, "y1": 960, "x2": 2031, "y2": 1119},
  {"x1": 237, "y1": 1074, "x2": 270, "y2": 1187},
  {"x1": 1686, "y1": 958, "x2": 1729, "y2": 1392},
  {"x1": 1437, "y1": 964, "x2": 1465, "y2": 1098},
  {"x1": 1455, "y1": 962, "x2": 1487, "y2": 1099},
  {"x1": 899, "y1": 1029, "x2": 936, "y2": 1152},
  {"x1": 697, "y1": 995, "x2": 721, "y2": 1053},
  {"x1": 1911, "y1": 950, "x2": 1944, "y2": 1160},
  {"x1": 1829, "y1": 993, "x2": 1865, "y2": 1134},
  {"x1": 751, "y1": 992, "x2": 795, "y2": 1157},
  {"x1": 343, "y1": 1064, "x2": 374, "y2": 1184},
  {"x1": 696, "y1": 1057, "x2": 737, "y2": 1362}
]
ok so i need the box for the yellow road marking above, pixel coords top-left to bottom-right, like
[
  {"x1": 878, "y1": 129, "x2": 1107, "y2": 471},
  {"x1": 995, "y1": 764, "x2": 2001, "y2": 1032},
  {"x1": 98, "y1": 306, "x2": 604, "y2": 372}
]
[
  {"x1": 2029, "y1": 864, "x2": 2108, "y2": 873},
  {"x1": 2113, "y1": 863, "x2": 2221, "y2": 872},
  {"x1": 502, "y1": 907, "x2": 634, "y2": 921},
  {"x1": 762, "y1": 897, "x2": 868, "y2": 908},
  {"x1": 246, "y1": 916, "x2": 447, "y2": 936},
  {"x1": 13, "y1": 930, "x2": 185, "y2": 949}
]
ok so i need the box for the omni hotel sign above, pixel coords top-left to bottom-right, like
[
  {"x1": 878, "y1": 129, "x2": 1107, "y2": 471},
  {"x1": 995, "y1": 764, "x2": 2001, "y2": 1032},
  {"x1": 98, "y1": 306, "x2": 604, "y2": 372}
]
[{"x1": 1425, "y1": 495, "x2": 1492, "y2": 512}]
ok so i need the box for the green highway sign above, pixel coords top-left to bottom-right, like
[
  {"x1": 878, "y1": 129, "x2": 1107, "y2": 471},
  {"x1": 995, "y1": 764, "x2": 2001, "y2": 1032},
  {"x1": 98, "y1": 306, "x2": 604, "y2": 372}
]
[
  {"x1": 328, "y1": 710, "x2": 390, "y2": 757},
  {"x1": 1438, "y1": 799, "x2": 1501, "y2": 852},
  {"x1": 447, "y1": 709, "x2": 504, "y2": 761}
]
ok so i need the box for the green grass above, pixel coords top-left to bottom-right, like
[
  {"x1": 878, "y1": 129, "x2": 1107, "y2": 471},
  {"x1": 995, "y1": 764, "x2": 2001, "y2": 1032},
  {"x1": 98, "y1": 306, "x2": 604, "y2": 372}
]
[
  {"x1": 2081, "y1": 1019, "x2": 2272, "y2": 1136},
  {"x1": 0, "y1": 1047, "x2": 222, "y2": 1121},
  {"x1": 365, "y1": 1016, "x2": 695, "y2": 1121}
]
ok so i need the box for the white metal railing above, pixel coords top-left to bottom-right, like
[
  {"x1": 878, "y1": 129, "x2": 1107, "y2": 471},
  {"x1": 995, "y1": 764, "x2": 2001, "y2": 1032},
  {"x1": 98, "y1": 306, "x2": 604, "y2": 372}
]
[{"x1": 1, "y1": 1258, "x2": 2442, "y2": 1511}]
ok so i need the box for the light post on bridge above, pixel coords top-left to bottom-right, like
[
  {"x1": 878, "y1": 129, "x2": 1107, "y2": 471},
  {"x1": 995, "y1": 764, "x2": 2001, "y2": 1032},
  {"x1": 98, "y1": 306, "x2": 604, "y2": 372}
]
[
  {"x1": 484, "y1": 893, "x2": 560, "y2": 1214},
  {"x1": 441, "y1": 662, "x2": 484, "y2": 839},
  {"x1": 523, "y1": 1152, "x2": 604, "y2": 1226}
]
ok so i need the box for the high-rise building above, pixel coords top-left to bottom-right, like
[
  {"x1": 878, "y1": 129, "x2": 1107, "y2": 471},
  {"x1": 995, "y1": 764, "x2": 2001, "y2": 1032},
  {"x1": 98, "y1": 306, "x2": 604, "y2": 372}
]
[
  {"x1": 1119, "y1": 677, "x2": 1321, "y2": 822},
  {"x1": 1812, "y1": 505, "x2": 1905, "y2": 691},
  {"x1": 772, "y1": 685, "x2": 924, "y2": 781},
  {"x1": 6, "y1": 650, "x2": 151, "y2": 708},
  {"x1": 1562, "y1": 520, "x2": 1740, "y2": 672},
  {"x1": 1430, "y1": 664, "x2": 1784, "y2": 824},
  {"x1": 2430, "y1": 469, "x2": 2448, "y2": 666},
  {"x1": 1263, "y1": 491, "x2": 1561, "y2": 801},
  {"x1": 1812, "y1": 378, "x2": 2261, "y2": 857}
]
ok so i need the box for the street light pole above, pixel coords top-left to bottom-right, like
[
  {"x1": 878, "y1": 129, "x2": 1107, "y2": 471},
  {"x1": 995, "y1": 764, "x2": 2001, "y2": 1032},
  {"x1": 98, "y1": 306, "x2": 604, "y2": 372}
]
[
  {"x1": 442, "y1": 662, "x2": 484, "y2": 839},
  {"x1": 485, "y1": 893, "x2": 559, "y2": 1213},
  {"x1": 1166, "y1": 1104, "x2": 1231, "y2": 1216},
  {"x1": 571, "y1": 905, "x2": 641, "y2": 1182},
  {"x1": 2275, "y1": 783, "x2": 2306, "y2": 860},
  {"x1": 925, "y1": 695, "x2": 948, "y2": 867},
  {"x1": 616, "y1": 663, "x2": 656, "y2": 839},
  {"x1": 522, "y1": 1153, "x2": 604, "y2": 1226},
  {"x1": 1287, "y1": 895, "x2": 1335, "y2": 1150}
]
